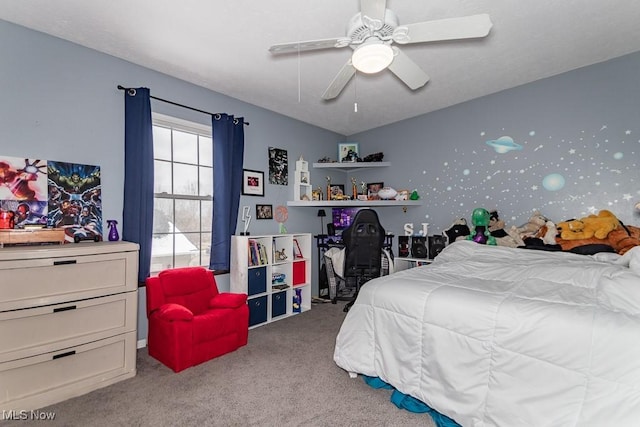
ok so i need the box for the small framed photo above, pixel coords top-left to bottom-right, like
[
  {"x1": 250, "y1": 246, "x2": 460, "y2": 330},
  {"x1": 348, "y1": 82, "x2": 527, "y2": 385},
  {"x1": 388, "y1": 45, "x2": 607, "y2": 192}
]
[
  {"x1": 256, "y1": 204, "x2": 273, "y2": 220},
  {"x1": 330, "y1": 184, "x2": 345, "y2": 198},
  {"x1": 338, "y1": 142, "x2": 360, "y2": 163},
  {"x1": 366, "y1": 182, "x2": 384, "y2": 200},
  {"x1": 242, "y1": 169, "x2": 264, "y2": 196}
]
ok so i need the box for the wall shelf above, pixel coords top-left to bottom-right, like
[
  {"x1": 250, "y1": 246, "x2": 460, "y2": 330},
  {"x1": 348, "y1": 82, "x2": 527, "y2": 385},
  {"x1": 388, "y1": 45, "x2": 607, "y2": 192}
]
[
  {"x1": 312, "y1": 162, "x2": 390, "y2": 173},
  {"x1": 287, "y1": 200, "x2": 422, "y2": 207}
]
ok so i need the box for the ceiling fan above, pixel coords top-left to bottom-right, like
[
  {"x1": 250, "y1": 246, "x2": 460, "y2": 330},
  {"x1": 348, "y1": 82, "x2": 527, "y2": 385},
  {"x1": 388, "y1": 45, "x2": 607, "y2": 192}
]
[{"x1": 268, "y1": 0, "x2": 492, "y2": 100}]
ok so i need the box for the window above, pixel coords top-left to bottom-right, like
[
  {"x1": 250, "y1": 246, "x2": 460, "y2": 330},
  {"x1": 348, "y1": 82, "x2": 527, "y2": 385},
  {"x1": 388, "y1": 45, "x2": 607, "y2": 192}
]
[{"x1": 150, "y1": 113, "x2": 213, "y2": 274}]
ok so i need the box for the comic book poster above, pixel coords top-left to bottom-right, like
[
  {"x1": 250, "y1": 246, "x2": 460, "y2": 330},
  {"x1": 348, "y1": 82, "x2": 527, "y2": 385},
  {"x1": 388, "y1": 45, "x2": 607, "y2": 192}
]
[
  {"x1": 0, "y1": 157, "x2": 48, "y2": 227},
  {"x1": 47, "y1": 161, "x2": 102, "y2": 242}
]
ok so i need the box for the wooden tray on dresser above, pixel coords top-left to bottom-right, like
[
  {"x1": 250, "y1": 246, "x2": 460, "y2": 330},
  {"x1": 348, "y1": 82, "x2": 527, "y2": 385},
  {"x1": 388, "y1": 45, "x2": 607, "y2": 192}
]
[{"x1": 0, "y1": 228, "x2": 66, "y2": 247}]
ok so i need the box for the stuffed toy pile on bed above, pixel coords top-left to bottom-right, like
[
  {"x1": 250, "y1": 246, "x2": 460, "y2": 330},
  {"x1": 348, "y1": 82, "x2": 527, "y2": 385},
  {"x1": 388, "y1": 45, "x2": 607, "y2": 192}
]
[{"x1": 443, "y1": 208, "x2": 640, "y2": 255}]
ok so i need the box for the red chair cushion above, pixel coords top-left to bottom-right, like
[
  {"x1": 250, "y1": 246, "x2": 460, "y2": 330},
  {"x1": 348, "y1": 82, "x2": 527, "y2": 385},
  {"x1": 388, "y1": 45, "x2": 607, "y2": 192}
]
[
  {"x1": 154, "y1": 303, "x2": 194, "y2": 321},
  {"x1": 158, "y1": 267, "x2": 216, "y2": 315},
  {"x1": 210, "y1": 293, "x2": 247, "y2": 309}
]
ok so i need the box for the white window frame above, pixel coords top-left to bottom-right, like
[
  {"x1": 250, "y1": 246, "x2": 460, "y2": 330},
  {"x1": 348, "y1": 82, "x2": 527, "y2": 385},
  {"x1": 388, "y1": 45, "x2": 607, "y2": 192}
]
[{"x1": 150, "y1": 112, "x2": 213, "y2": 274}]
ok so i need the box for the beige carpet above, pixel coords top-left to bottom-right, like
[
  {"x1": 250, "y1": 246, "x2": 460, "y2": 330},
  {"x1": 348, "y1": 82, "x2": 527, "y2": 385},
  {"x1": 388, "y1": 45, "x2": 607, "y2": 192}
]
[{"x1": 4, "y1": 302, "x2": 437, "y2": 427}]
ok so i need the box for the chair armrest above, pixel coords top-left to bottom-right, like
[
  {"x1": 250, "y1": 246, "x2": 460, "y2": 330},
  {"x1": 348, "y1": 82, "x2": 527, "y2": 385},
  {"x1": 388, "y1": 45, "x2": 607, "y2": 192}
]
[
  {"x1": 151, "y1": 303, "x2": 194, "y2": 321},
  {"x1": 210, "y1": 293, "x2": 247, "y2": 309}
]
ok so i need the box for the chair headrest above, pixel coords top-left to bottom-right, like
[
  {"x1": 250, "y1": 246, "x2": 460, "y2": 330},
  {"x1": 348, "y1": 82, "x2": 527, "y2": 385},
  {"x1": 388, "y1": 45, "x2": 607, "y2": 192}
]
[{"x1": 158, "y1": 266, "x2": 212, "y2": 296}]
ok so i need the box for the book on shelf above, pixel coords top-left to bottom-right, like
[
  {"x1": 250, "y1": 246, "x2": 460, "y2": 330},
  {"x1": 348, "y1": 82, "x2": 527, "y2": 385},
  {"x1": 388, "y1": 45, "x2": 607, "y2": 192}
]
[
  {"x1": 293, "y1": 238, "x2": 303, "y2": 259},
  {"x1": 248, "y1": 239, "x2": 268, "y2": 266}
]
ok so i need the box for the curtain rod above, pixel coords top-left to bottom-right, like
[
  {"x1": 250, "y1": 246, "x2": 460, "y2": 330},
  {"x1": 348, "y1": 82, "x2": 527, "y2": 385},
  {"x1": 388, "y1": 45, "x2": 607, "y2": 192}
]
[{"x1": 117, "y1": 85, "x2": 249, "y2": 126}]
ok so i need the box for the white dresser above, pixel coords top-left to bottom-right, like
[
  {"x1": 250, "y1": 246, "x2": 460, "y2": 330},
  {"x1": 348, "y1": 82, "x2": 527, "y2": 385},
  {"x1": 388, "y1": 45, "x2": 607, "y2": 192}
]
[{"x1": 0, "y1": 241, "x2": 139, "y2": 412}]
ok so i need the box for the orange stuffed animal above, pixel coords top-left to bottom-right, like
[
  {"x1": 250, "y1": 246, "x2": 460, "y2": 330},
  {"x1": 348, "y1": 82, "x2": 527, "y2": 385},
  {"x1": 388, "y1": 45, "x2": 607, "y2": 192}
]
[{"x1": 556, "y1": 210, "x2": 619, "y2": 240}]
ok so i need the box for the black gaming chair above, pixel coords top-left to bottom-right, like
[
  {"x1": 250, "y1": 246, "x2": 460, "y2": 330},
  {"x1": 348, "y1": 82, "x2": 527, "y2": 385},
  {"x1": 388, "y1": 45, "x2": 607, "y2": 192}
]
[{"x1": 341, "y1": 209, "x2": 385, "y2": 312}]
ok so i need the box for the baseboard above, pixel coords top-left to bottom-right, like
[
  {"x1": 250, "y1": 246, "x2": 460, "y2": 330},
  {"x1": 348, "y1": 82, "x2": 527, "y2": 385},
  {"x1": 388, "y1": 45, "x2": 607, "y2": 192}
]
[{"x1": 136, "y1": 339, "x2": 147, "y2": 349}]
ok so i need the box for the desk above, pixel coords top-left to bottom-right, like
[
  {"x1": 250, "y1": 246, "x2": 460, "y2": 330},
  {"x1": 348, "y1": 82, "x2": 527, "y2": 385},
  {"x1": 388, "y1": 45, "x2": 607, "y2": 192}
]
[{"x1": 394, "y1": 256, "x2": 433, "y2": 271}]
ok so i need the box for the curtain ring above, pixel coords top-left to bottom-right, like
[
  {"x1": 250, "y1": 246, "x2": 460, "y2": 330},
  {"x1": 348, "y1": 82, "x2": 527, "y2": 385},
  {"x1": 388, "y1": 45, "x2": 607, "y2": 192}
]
[
  {"x1": 233, "y1": 119, "x2": 239, "y2": 125},
  {"x1": 127, "y1": 88, "x2": 137, "y2": 96},
  {"x1": 213, "y1": 113, "x2": 221, "y2": 121}
]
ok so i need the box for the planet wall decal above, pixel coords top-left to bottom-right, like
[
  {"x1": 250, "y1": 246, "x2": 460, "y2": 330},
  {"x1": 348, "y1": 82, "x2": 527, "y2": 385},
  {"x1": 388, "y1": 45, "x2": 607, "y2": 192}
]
[
  {"x1": 486, "y1": 136, "x2": 523, "y2": 154},
  {"x1": 542, "y1": 173, "x2": 566, "y2": 191}
]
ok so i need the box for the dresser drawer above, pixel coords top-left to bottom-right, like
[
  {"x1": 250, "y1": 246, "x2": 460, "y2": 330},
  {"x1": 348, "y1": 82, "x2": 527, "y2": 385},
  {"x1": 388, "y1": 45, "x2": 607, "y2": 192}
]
[
  {"x1": 0, "y1": 331, "x2": 137, "y2": 412},
  {"x1": 0, "y1": 291, "x2": 137, "y2": 363},
  {"x1": 0, "y1": 248, "x2": 138, "y2": 311}
]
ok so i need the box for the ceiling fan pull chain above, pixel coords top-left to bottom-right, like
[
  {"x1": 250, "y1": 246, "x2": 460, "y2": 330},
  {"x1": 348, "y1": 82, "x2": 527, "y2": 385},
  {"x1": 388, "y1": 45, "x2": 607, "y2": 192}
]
[
  {"x1": 353, "y1": 73, "x2": 358, "y2": 112},
  {"x1": 297, "y1": 44, "x2": 301, "y2": 103}
]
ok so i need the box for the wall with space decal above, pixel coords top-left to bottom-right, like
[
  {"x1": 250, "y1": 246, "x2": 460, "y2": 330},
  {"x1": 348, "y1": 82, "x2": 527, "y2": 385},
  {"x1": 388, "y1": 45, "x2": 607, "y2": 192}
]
[{"x1": 348, "y1": 51, "x2": 640, "y2": 236}]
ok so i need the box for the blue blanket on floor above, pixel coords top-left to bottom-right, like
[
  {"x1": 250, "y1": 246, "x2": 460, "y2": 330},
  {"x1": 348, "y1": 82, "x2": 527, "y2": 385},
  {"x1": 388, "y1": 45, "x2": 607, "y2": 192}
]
[{"x1": 363, "y1": 376, "x2": 460, "y2": 427}]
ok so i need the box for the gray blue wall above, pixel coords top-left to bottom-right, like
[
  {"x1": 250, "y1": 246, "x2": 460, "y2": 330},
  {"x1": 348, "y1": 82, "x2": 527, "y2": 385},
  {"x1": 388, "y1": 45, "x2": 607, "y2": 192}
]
[
  {"x1": 351, "y1": 53, "x2": 640, "y2": 237},
  {"x1": 2, "y1": 19, "x2": 639, "y2": 342}
]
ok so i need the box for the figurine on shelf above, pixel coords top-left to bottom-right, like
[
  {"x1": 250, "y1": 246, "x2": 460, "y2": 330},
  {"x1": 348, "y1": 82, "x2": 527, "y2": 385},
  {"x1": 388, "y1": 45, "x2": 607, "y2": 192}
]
[
  {"x1": 351, "y1": 177, "x2": 358, "y2": 199},
  {"x1": 275, "y1": 248, "x2": 288, "y2": 261},
  {"x1": 326, "y1": 176, "x2": 332, "y2": 201}
]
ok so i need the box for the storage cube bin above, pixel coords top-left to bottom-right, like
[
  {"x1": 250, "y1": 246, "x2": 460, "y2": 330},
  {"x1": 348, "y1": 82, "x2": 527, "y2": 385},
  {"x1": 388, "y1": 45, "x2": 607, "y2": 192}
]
[
  {"x1": 292, "y1": 261, "x2": 306, "y2": 285},
  {"x1": 248, "y1": 296, "x2": 267, "y2": 327},
  {"x1": 271, "y1": 291, "x2": 287, "y2": 318},
  {"x1": 247, "y1": 266, "x2": 267, "y2": 296}
]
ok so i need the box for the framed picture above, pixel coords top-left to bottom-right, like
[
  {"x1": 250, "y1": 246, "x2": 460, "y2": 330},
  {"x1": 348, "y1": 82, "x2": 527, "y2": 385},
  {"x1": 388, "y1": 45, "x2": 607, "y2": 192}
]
[
  {"x1": 330, "y1": 184, "x2": 345, "y2": 198},
  {"x1": 366, "y1": 182, "x2": 384, "y2": 200},
  {"x1": 338, "y1": 142, "x2": 360, "y2": 163},
  {"x1": 242, "y1": 169, "x2": 264, "y2": 196},
  {"x1": 268, "y1": 147, "x2": 288, "y2": 185},
  {"x1": 256, "y1": 204, "x2": 273, "y2": 220}
]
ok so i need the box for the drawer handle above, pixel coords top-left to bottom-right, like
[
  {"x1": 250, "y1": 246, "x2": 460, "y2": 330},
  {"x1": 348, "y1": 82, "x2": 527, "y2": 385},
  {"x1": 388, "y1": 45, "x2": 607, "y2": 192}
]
[
  {"x1": 53, "y1": 350, "x2": 76, "y2": 360},
  {"x1": 54, "y1": 260, "x2": 77, "y2": 266},
  {"x1": 54, "y1": 305, "x2": 77, "y2": 313},
  {"x1": 255, "y1": 301, "x2": 261, "y2": 307}
]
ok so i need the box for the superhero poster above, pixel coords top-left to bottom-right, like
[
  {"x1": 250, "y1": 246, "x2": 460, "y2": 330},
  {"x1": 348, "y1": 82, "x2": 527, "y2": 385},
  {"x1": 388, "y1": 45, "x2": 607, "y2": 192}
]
[
  {"x1": 0, "y1": 157, "x2": 48, "y2": 227},
  {"x1": 47, "y1": 161, "x2": 102, "y2": 242},
  {"x1": 0, "y1": 156, "x2": 102, "y2": 242}
]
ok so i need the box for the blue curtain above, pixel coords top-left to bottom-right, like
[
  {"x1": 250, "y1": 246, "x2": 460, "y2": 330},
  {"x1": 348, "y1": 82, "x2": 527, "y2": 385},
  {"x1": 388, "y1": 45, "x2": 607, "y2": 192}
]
[
  {"x1": 123, "y1": 87, "x2": 154, "y2": 283},
  {"x1": 210, "y1": 114, "x2": 245, "y2": 270}
]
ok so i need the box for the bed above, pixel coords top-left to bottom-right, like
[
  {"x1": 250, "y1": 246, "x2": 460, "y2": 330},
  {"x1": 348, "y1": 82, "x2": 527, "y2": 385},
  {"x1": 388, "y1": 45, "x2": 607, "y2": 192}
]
[{"x1": 333, "y1": 240, "x2": 640, "y2": 426}]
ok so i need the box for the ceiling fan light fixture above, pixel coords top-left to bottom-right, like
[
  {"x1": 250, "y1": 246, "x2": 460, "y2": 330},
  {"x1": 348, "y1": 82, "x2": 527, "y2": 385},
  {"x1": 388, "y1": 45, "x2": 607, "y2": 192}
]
[{"x1": 351, "y1": 43, "x2": 394, "y2": 74}]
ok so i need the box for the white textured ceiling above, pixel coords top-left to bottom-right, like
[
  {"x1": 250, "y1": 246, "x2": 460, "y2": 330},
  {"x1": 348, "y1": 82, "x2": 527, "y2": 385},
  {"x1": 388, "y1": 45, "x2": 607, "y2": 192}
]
[{"x1": 2, "y1": 1, "x2": 640, "y2": 135}]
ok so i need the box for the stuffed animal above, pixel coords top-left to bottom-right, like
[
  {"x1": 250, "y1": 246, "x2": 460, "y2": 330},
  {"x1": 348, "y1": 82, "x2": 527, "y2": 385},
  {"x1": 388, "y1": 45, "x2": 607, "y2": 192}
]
[
  {"x1": 514, "y1": 210, "x2": 548, "y2": 239},
  {"x1": 443, "y1": 218, "x2": 470, "y2": 244},
  {"x1": 488, "y1": 210, "x2": 508, "y2": 237},
  {"x1": 556, "y1": 221, "x2": 640, "y2": 255},
  {"x1": 556, "y1": 210, "x2": 619, "y2": 240},
  {"x1": 465, "y1": 208, "x2": 497, "y2": 245},
  {"x1": 536, "y1": 220, "x2": 559, "y2": 245}
]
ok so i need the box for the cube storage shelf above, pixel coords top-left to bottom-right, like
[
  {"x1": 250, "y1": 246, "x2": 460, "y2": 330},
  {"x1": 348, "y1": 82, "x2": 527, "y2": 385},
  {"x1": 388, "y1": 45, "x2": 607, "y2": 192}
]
[{"x1": 230, "y1": 233, "x2": 312, "y2": 328}]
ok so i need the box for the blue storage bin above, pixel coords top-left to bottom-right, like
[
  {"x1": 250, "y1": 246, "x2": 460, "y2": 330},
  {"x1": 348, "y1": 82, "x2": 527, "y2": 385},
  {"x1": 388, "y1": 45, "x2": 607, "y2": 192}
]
[
  {"x1": 271, "y1": 291, "x2": 287, "y2": 318},
  {"x1": 248, "y1": 266, "x2": 267, "y2": 296},
  {"x1": 248, "y1": 295, "x2": 267, "y2": 326}
]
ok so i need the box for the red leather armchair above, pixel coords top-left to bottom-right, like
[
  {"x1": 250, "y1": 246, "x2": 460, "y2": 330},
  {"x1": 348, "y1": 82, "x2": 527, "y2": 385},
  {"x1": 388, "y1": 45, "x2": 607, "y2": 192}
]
[{"x1": 145, "y1": 266, "x2": 249, "y2": 372}]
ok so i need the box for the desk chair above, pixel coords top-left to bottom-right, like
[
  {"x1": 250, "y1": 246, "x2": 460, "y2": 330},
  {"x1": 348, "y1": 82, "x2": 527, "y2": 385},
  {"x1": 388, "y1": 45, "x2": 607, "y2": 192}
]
[{"x1": 341, "y1": 209, "x2": 385, "y2": 312}]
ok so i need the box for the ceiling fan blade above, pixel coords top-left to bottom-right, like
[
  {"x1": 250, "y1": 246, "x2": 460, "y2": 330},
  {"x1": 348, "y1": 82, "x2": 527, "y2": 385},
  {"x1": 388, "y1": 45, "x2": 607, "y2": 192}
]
[
  {"x1": 322, "y1": 60, "x2": 356, "y2": 100},
  {"x1": 269, "y1": 38, "x2": 349, "y2": 54},
  {"x1": 360, "y1": 0, "x2": 386, "y2": 29},
  {"x1": 394, "y1": 14, "x2": 492, "y2": 44},
  {"x1": 387, "y1": 47, "x2": 429, "y2": 90}
]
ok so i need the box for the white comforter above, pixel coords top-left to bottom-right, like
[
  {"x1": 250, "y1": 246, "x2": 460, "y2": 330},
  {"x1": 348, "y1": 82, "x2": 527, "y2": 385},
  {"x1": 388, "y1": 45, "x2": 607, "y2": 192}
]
[{"x1": 334, "y1": 241, "x2": 640, "y2": 426}]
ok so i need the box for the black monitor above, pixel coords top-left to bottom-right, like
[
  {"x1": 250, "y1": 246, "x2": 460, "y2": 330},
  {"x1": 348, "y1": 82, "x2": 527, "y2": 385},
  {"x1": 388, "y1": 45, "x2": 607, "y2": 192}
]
[{"x1": 331, "y1": 207, "x2": 360, "y2": 233}]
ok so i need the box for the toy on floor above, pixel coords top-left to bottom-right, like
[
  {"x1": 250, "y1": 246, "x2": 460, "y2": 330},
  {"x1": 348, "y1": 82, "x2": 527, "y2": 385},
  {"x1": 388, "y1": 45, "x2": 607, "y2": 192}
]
[{"x1": 466, "y1": 208, "x2": 497, "y2": 245}]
